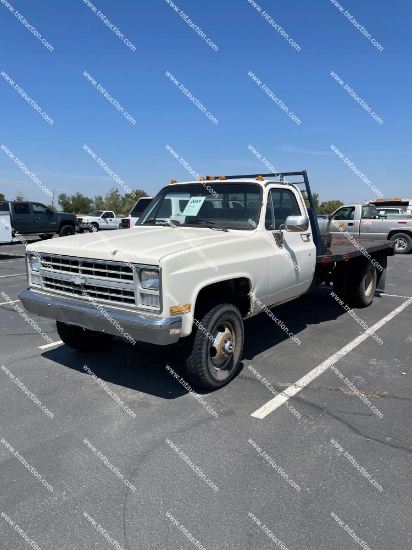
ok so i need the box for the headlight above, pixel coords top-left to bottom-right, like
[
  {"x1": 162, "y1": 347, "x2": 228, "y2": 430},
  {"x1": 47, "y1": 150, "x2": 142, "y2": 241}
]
[
  {"x1": 29, "y1": 254, "x2": 40, "y2": 272},
  {"x1": 141, "y1": 269, "x2": 159, "y2": 290}
]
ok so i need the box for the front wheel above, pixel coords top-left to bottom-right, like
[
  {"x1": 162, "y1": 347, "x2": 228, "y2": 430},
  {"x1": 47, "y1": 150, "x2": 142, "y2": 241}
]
[
  {"x1": 56, "y1": 322, "x2": 113, "y2": 351},
  {"x1": 185, "y1": 303, "x2": 244, "y2": 390},
  {"x1": 59, "y1": 224, "x2": 75, "y2": 237},
  {"x1": 390, "y1": 233, "x2": 412, "y2": 254}
]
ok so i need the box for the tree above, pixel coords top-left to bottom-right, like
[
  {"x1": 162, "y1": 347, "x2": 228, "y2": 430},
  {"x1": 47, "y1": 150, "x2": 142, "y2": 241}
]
[
  {"x1": 104, "y1": 187, "x2": 123, "y2": 214},
  {"x1": 70, "y1": 192, "x2": 93, "y2": 214},
  {"x1": 58, "y1": 193, "x2": 72, "y2": 212},
  {"x1": 58, "y1": 192, "x2": 93, "y2": 214},
  {"x1": 0, "y1": 193, "x2": 5, "y2": 201},
  {"x1": 301, "y1": 191, "x2": 320, "y2": 211},
  {"x1": 14, "y1": 192, "x2": 26, "y2": 201},
  {"x1": 93, "y1": 195, "x2": 105, "y2": 210},
  {"x1": 318, "y1": 200, "x2": 344, "y2": 215},
  {"x1": 46, "y1": 204, "x2": 57, "y2": 212}
]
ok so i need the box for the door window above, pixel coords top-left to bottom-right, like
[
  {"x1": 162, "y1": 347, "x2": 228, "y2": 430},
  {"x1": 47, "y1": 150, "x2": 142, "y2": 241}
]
[
  {"x1": 268, "y1": 189, "x2": 301, "y2": 230},
  {"x1": 32, "y1": 203, "x2": 48, "y2": 215},
  {"x1": 332, "y1": 206, "x2": 355, "y2": 220},
  {"x1": 14, "y1": 203, "x2": 30, "y2": 215}
]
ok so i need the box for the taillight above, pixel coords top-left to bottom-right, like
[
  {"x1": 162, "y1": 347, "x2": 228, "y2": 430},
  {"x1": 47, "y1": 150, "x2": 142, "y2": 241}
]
[{"x1": 127, "y1": 219, "x2": 130, "y2": 228}]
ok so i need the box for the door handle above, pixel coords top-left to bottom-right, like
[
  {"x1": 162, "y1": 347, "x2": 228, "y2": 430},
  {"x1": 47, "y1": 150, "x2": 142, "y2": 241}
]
[
  {"x1": 15, "y1": 216, "x2": 22, "y2": 220},
  {"x1": 348, "y1": 222, "x2": 354, "y2": 226},
  {"x1": 35, "y1": 217, "x2": 41, "y2": 220}
]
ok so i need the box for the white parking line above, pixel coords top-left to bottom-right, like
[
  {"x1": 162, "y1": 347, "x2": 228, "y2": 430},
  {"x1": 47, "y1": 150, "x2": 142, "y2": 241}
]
[
  {"x1": 251, "y1": 297, "x2": 412, "y2": 419},
  {"x1": 0, "y1": 273, "x2": 25, "y2": 278},
  {"x1": 38, "y1": 340, "x2": 63, "y2": 350},
  {"x1": 376, "y1": 293, "x2": 412, "y2": 299},
  {"x1": 0, "y1": 299, "x2": 19, "y2": 306}
]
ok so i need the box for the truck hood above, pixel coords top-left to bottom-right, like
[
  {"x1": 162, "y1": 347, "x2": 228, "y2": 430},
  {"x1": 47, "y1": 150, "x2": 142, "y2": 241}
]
[{"x1": 27, "y1": 226, "x2": 243, "y2": 265}]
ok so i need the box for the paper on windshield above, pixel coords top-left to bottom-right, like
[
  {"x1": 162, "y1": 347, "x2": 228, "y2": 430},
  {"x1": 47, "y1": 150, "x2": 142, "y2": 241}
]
[{"x1": 182, "y1": 197, "x2": 206, "y2": 216}]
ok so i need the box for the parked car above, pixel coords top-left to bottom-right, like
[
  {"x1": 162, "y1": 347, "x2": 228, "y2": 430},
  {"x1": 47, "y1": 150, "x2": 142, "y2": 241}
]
[
  {"x1": 120, "y1": 197, "x2": 154, "y2": 228},
  {"x1": 77, "y1": 211, "x2": 122, "y2": 231},
  {"x1": 19, "y1": 171, "x2": 394, "y2": 390},
  {"x1": 318, "y1": 204, "x2": 412, "y2": 253},
  {"x1": 0, "y1": 200, "x2": 78, "y2": 238}
]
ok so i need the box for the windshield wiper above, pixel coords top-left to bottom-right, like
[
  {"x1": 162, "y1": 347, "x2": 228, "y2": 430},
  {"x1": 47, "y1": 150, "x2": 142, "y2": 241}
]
[
  {"x1": 182, "y1": 220, "x2": 229, "y2": 232},
  {"x1": 184, "y1": 220, "x2": 216, "y2": 225}
]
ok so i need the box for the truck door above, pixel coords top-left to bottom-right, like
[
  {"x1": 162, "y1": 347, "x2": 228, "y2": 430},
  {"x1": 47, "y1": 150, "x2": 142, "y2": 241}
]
[
  {"x1": 266, "y1": 188, "x2": 316, "y2": 304},
  {"x1": 101, "y1": 211, "x2": 116, "y2": 228},
  {"x1": 32, "y1": 203, "x2": 54, "y2": 233},
  {"x1": 329, "y1": 206, "x2": 359, "y2": 237},
  {"x1": 12, "y1": 202, "x2": 35, "y2": 233}
]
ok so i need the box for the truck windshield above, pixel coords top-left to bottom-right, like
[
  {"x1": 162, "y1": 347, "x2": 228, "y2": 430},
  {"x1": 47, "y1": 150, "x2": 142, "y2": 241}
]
[
  {"x1": 137, "y1": 183, "x2": 262, "y2": 230},
  {"x1": 87, "y1": 210, "x2": 104, "y2": 217}
]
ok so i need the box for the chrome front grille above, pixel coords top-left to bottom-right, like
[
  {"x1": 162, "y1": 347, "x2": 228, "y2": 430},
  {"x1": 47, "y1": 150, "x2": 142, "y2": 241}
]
[{"x1": 39, "y1": 255, "x2": 137, "y2": 307}]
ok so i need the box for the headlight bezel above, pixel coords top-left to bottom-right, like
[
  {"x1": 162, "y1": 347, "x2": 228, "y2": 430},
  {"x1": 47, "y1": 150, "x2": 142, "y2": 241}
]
[{"x1": 140, "y1": 269, "x2": 160, "y2": 291}]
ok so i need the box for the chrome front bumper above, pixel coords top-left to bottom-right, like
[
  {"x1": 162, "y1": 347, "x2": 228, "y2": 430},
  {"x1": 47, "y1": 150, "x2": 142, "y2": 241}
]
[{"x1": 18, "y1": 289, "x2": 182, "y2": 345}]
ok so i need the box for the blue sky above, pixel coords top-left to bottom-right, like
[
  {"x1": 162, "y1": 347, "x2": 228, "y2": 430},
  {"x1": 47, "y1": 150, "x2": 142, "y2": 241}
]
[{"x1": 0, "y1": 0, "x2": 410, "y2": 207}]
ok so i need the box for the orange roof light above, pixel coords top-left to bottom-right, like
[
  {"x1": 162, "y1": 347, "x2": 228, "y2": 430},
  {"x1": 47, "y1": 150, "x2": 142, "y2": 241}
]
[
  {"x1": 256, "y1": 175, "x2": 264, "y2": 181},
  {"x1": 219, "y1": 175, "x2": 226, "y2": 180},
  {"x1": 170, "y1": 179, "x2": 177, "y2": 184},
  {"x1": 209, "y1": 176, "x2": 216, "y2": 181},
  {"x1": 199, "y1": 176, "x2": 205, "y2": 181}
]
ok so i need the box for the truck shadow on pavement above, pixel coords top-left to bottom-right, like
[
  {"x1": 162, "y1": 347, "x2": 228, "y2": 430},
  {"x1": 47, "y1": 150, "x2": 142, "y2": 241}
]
[{"x1": 42, "y1": 285, "x2": 383, "y2": 399}]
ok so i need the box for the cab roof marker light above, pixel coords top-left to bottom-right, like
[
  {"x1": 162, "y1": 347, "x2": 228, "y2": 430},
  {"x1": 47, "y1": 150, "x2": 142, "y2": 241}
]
[
  {"x1": 256, "y1": 175, "x2": 264, "y2": 181},
  {"x1": 209, "y1": 176, "x2": 216, "y2": 181},
  {"x1": 219, "y1": 175, "x2": 226, "y2": 180},
  {"x1": 171, "y1": 179, "x2": 177, "y2": 184},
  {"x1": 199, "y1": 176, "x2": 206, "y2": 181}
]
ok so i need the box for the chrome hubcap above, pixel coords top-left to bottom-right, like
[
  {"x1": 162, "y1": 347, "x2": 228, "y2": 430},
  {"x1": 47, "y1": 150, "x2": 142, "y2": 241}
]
[
  {"x1": 395, "y1": 238, "x2": 407, "y2": 251},
  {"x1": 210, "y1": 323, "x2": 235, "y2": 370}
]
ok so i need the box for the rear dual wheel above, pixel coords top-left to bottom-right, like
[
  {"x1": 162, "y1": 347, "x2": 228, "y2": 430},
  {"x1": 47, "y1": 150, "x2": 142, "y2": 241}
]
[{"x1": 333, "y1": 261, "x2": 377, "y2": 308}]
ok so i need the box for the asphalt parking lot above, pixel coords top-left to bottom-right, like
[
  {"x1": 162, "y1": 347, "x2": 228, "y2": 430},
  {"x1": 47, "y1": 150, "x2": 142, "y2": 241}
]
[{"x1": 1, "y1": 238, "x2": 411, "y2": 550}]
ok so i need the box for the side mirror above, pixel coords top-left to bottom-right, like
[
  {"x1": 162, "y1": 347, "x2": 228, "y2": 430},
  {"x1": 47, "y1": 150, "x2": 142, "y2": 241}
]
[
  {"x1": 285, "y1": 215, "x2": 309, "y2": 232},
  {"x1": 46, "y1": 208, "x2": 53, "y2": 215},
  {"x1": 328, "y1": 214, "x2": 332, "y2": 221}
]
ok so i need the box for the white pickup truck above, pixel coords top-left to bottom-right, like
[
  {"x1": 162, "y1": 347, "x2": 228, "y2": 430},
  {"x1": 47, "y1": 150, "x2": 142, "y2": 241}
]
[
  {"x1": 19, "y1": 171, "x2": 394, "y2": 390},
  {"x1": 77, "y1": 210, "x2": 121, "y2": 232}
]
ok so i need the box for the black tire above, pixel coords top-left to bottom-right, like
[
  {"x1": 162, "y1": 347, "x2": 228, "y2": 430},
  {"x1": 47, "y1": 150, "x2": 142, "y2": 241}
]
[
  {"x1": 346, "y1": 261, "x2": 377, "y2": 308},
  {"x1": 90, "y1": 223, "x2": 99, "y2": 232},
  {"x1": 56, "y1": 322, "x2": 113, "y2": 351},
  {"x1": 59, "y1": 224, "x2": 75, "y2": 237},
  {"x1": 39, "y1": 234, "x2": 53, "y2": 240},
  {"x1": 185, "y1": 303, "x2": 244, "y2": 390},
  {"x1": 390, "y1": 233, "x2": 412, "y2": 254}
]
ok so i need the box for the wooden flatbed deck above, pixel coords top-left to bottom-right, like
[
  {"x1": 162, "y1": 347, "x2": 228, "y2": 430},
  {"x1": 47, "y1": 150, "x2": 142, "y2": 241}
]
[{"x1": 316, "y1": 238, "x2": 394, "y2": 264}]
